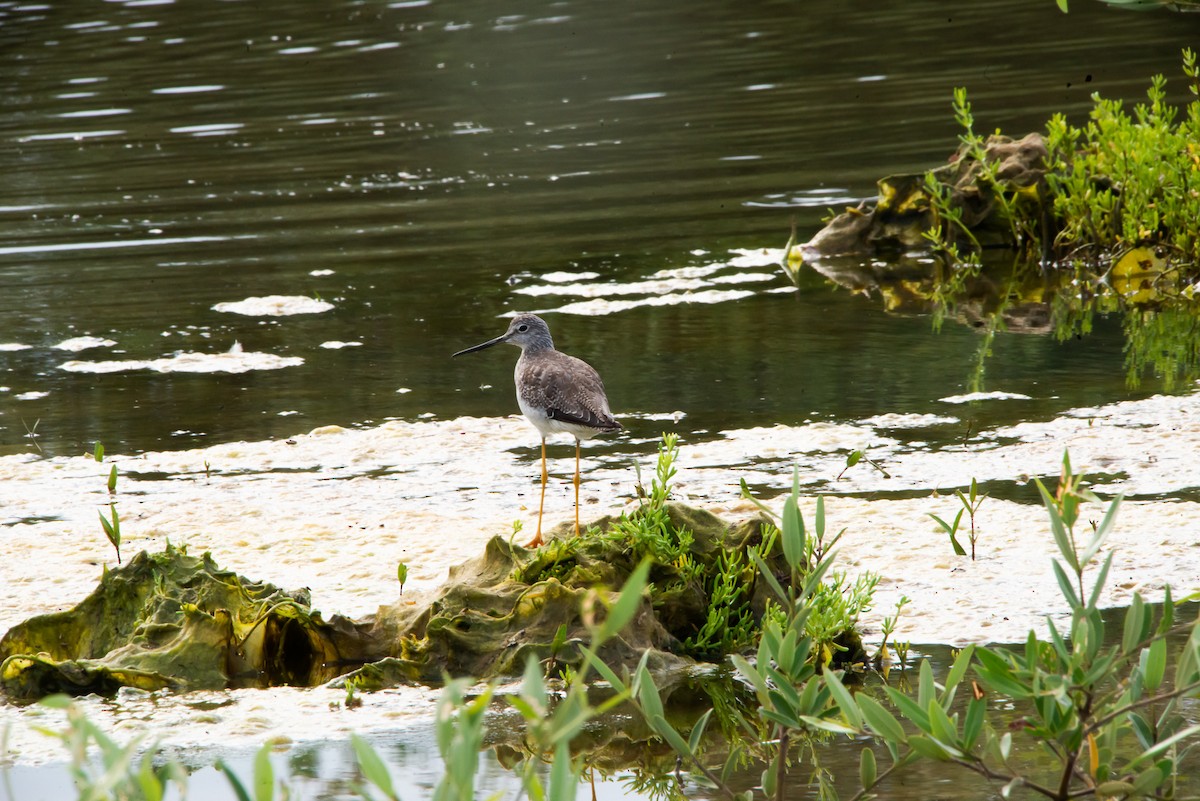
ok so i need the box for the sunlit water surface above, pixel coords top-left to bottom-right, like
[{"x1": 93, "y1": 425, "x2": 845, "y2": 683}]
[{"x1": 2, "y1": 0, "x2": 1199, "y2": 798}]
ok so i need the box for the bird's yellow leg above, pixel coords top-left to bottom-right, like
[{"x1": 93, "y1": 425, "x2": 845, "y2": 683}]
[
  {"x1": 525, "y1": 439, "x2": 548, "y2": 548},
  {"x1": 574, "y1": 439, "x2": 582, "y2": 536}
]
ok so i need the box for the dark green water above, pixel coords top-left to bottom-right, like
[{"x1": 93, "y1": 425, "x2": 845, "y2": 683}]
[{"x1": 1, "y1": 0, "x2": 1197, "y2": 460}]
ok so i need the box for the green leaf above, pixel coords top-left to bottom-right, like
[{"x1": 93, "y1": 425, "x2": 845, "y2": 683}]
[
  {"x1": 253, "y1": 743, "x2": 274, "y2": 801},
  {"x1": 1122, "y1": 592, "x2": 1148, "y2": 653},
  {"x1": 1037, "y1": 479, "x2": 1080, "y2": 573},
  {"x1": 823, "y1": 670, "x2": 863, "y2": 730},
  {"x1": 650, "y1": 713, "x2": 694, "y2": 757},
  {"x1": 857, "y1": 694, "x2": 907, "y2": 743},
  {"x1": 731, "y1": 654, "x2": 769, "y2": 701},
  {"x1": 917, "y1": 659, "x2": 935, "y2": 709},
  {"x1": 798, "y1": 715, "x2": 858, "y2": 735},
  {"x1": 595, "y1": 558, "x2": 650, "y2": 643},
  {"x1": 1056, "y1": 0, "x2": 1069, "y2": 12},
  {"x1": 39, "y1": 694, "x2": 74, "y2": 710},
  {"x1": 1142, "y1": 637, "x2": 1167, "y2": 693},
  {"x1": 859, "y1": 747, "x2": 877, "y2": 788},
  {"x1": 1131, "y1": 764, "x2": 1166, "y2": 795},
  {"x1": 927, "y1": 700, "x2": 958, "y2": 745},
  {"x1": 907, "y1": 735, "x2": 953, "y2": 761},
  {"x1": 962, "y1": 697, "x2": 985, "y2": 749},
  {"x1": 687, "y1": 708, "x2": 714, "y2": 754},
  {"x1": 396, "y1": 562, "x2": 408, "y2": 589},
  {"x1": 1051, "y1": 560, "x2": 1081, "y2": 609},
  {"x1": 945, "y1": 643, "x2": 975, "y2": 692},
  {"x1": 928, "y1": 511, "x2": 966, "y2": 555},
  {"x1": 352, "y1": 734, "x2": 398, "y2": 800},
  {"x1": 781, "y1": 498, "x2": 802, "y2": 570},
  {"x1": 1081, "y1": 494, "x2": 1123, "y2": 565},
  {"x1": 107, "y1": 464, "x2": 118, "y2": 493},
  {"x1": 93, "y1": 442, "x2": 104, "y2": 462},
  {"x1": 1086, "y1": 550, "x2": 1114, "y2": 610},
  {"x1": 579, "y1": 646, "x2": 629, "y2": 694},
  {"x1": 750, "y1": 549, "x2": 789, "y2": 605},
  {"x1": 1126, "y1": 723, "x2": 1200, "y2": 770},
  {"x1": 547, "y1": 741, "x2": 576, "y2": 801},
  {"x1": 636, "y1": 665, "x2": 665, "y2": 723},
  {"x1": 217, "y1": 761, "x2": 254, "y2": 801},
  {"x1": 883, "y1": 686, "x2": 930, "y2": 731},
  {"x1": 137, "y1": 755, "x2": 165, "y2": 801}
]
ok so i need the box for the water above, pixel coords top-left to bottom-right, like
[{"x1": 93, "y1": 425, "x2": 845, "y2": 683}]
[
  {"x1": 2, "y1": 0, "x2": 1196, "y2": 460},
  {"x1": 2, "y1": 0, "x2": 1199, "y2": 798}
]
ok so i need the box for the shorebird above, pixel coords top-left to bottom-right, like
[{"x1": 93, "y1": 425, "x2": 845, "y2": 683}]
[{"x1": 453, "y1": 313, "x2": 621, "y2": 547}]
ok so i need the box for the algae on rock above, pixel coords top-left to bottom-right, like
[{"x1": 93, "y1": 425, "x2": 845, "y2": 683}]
[
  {"x1": 0, "y1": 545, "x2": 380, "y2": 701},
  {"x1": 1, "y1": 502, "x2": 868, "y2": 701}
]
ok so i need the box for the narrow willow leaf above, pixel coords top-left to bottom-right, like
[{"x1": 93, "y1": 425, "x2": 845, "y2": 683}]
[
  {"x1": 636, "y1": 665, "x2": 665, "y2": 723},
  {"x1": 1082, "y1": 494, "x2": 1123, "y2": 564},
  {"x1": 750, "y1": 551, "x2": 788, "y2": 604},
  {"x1": 217, "y1": 761, "x2": 254, "y2": 801},
  {"x1": 1085, "y1": 550, "x2": 1114, "y2": 611},
  {"x1": 1037, "y1": 479, "x2": 1080, "y2": 573},
  {"x1": 579, "y1": 646, "x2": 628, "y2": 693},
  {"x1": 688, "y1": 709, "x2": 714, "y2": 754},
  {"x1": 945, "y1": 643, "x2": 976, "y2": 691},
  {"x1": 917, "y1": 659, "x2": 935, "y2": 709},
  {"x1": 857, "y1": 695, "x2": 906, "y2": 743},
  {"x1": 907, "y1": 735, "x2": 952, "y2": 761},
  {"x1": 1123, "y1": 592, "x2": 1147, "y2": 653},
  {"x1": 252, "y1": 743, "x2": 274, "y2": 801},
  {"x1": 883, "y1": 686, "x2": 930, "y2": 731},
  {"x1": 650, "y1": 713, "x2": 694, "y2": 757},
  {"x1": 962, "y1": 697, "x2": 985, "y2": 749},
  {"x1": 1051, "y1": 560, "x2": 1081, "y2": 610},
  {"x1": 137, "y1": 756, "x2": 165, "y2": 801},
  {"x1": 548, "y1": 741, "x2": 576, "y2": 801},
  {"x1": 1126, "y1": 723, "x2": 1200, "y2": 771},
  {"x1": 927, "y1": 700, "x2": 958, "y2": 746},
  {"x1": 1143, "y1": 637, "x2": 1167, "y2": 693},
  {"x1": 351, "y1": 734, "x2": 398, "y2": 800},
  {"x1": 596, "y1": 558, "x2": 650, "y2": 642},
  {"x1": 824, "y1": 670, "x2": 863, "y2": 730},
  {"x1": 859, "y1": 747, "x2": 877, "y2": 789},
  {"x1": 781, "y1": 493, "x2": 802, "y2": 569}
]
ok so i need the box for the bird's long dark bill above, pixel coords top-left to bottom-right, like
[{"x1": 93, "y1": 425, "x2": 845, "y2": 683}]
[{"x1": 452, "y1": 334, "x2": 506, "y2": 357}]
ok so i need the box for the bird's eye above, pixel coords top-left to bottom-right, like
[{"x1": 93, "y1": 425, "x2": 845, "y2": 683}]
[{"x1": 517, "y1": 324, "x2": 529, "y2": 332}]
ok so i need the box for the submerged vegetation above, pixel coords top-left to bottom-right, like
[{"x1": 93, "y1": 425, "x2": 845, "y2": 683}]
[{"x1": 790, "y1": 50, "x2": 1200, "y2": 392}]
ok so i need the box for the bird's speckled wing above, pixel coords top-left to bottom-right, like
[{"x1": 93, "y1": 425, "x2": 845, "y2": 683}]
[{"x1": 518, "y1": 351, "x2": 621, "y2": 431}]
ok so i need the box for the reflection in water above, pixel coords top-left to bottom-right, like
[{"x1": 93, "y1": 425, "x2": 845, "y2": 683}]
[{"x1": 796, "y1": 250, "x2": 1200, "y2": 394}]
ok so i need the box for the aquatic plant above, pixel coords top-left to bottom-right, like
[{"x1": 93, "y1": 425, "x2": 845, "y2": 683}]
[
  {"x1": 619, "y1": 451, "x2": 1200, "y2": 801},
  {"x1": 97, "y1": 503, "x2": 121, "y2": 565},
  {"x1": 928, "y1": 477, "x2": 987, "y2": 560}
]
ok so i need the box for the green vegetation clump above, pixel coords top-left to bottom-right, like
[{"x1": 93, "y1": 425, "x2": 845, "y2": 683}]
[{"x1": 925, "y1": 49, "x2": 1200, "y2": 274}]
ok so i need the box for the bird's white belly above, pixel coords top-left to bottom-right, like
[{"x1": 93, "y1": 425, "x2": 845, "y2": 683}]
[{"x1": 517, "y1": 395, "x2": 596, "y2": 440}]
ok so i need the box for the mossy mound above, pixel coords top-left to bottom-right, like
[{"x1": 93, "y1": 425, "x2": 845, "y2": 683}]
[
  {"x1": 0, "y1": 546, "x2": 380, "y2": 701},
  {"x1": 791, "y1": 132, "x2": 1049, "y2": 267},
  {"x1": 0, "y1": 503, "x2": 867, "y2": 701}
]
